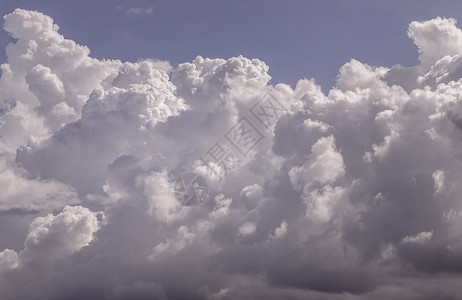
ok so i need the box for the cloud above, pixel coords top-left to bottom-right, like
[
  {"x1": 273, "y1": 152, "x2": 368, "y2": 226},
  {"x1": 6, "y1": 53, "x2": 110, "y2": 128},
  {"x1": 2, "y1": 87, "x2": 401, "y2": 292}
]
[
  {"x1": 402, "y1": 230, "x2": 433, "y2": 244},
  {"x1": 116, "y1": 5, "x2": 154, "y2": 16},
  {"x1": 288, "y1": 135, "x2": 345, "y2": 190},
  {"x1": 0, "y1": 205, "x2": 98, "y2": 299},
  {"x1": 3, "y1": 7, "x2": 462, "y2": 300},
  {"x1": 268, "y1": 220, "x2": 287, "y2": 240},
  {"x1": 433, "y1": 170, "x2": 445, "y2": 196},
  {"x1": 237, "y1": 221, "x2": 256, "y2": 236},
  {"x1": 408, "y1": 17, "x2": 462, "y2": 70}
]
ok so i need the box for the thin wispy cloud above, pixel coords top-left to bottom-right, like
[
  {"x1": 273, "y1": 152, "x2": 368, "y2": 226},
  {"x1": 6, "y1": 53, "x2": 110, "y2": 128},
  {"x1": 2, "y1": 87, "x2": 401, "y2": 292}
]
[{"x1": 116, "y1": 4, "x2": 154, "y2": 16}]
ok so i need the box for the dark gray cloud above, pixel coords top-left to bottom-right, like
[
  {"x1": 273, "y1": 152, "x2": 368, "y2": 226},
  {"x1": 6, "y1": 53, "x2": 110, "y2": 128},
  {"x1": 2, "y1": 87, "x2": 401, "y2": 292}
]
[{"x1": 2, "y1": 8, "x2": 462, "y2": 300}]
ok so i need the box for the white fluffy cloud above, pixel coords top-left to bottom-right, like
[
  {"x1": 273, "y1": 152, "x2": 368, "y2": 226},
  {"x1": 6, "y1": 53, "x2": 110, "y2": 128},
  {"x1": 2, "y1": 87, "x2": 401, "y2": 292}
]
[
  {"x1": 289, "y1": 135, "x2": 345, "y2": 190},
  {"x1": 0, "y1": 205, "x2": 98, "y2": 298},
  {"x1": 408, "y1": 17, "x2": 462, "y2": 70},
  {"x1": 3, "y1": 8, "x2": 462, "y2": 300}
]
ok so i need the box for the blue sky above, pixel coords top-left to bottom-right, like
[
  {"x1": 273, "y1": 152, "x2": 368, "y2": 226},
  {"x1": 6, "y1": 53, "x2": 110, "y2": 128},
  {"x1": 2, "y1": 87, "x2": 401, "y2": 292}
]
[{"x1": 2, "y1": 0, "x2": 462, "y2": 92}]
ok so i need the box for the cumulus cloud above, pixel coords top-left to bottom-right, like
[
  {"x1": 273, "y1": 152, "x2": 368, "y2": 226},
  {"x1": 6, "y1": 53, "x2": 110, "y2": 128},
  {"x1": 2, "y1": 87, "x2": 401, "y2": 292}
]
[
  {"x1": 288, "y1": 135, "x2": 345, "y2": 190},
  {"x1": 408, "y1": 17, "x2": 462, "y2": 70},
  {"x1": 402, "y1": 230, "x2": 433, "y2": 244},
  {"x1": 237, "y1": 221, "x2": 256, "y2": 236},
  {"x1": 0, "y1": 205, "x2": 98, "y2": 298},
  {"x1": 4, "y1": 8, "x2": 462, "y2": 300}
]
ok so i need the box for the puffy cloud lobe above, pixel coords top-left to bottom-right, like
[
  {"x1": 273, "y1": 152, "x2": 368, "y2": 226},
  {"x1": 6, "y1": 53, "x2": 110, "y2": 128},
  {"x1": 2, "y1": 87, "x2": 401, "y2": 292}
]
[
  {"x1": 4, "y1": 8, "x2": 462, "y2": 300},
  {"x1": 172, "y1": 55, "x2": 270, "y2": 104},
  {"x1": 408, "y1": 17, "x2": 462, "y2": 70},
  {"x1": 0, "y1": 205, "x2": 98, "y2": 299},
  {"x1": 402, "y1": 230, "x2": 433, "y2": 244},
  {"x1": 268, "y1": 220, "x2": 287, "y2": 240},
  {"x1": 0, "y1": 8, "x2": 121, "y2": 211},
  {"x1": 14, "y1": 58, "x2": 187, "y2": 197},
  {"x1": 0, "y1": 249, "x2": 19, "y2": 269},
  {"x1": 237, "y1": 221, "x2": 256, "y2": 236},
  {"x1": 240, "y1": 183, "x2": 263, "y2": 210},
  {"x1": 21, "y1": 205, "x2": 98, "y2": 259},
  {"x1": 0, "y1": 205, "x2": 97, "y2": 266},
  {"x1": 1, "y1": 9, "x2": 120, "y2": 143},
  {"x1": 289, "y1": 135, "x2": 345, "y2": 190}
]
